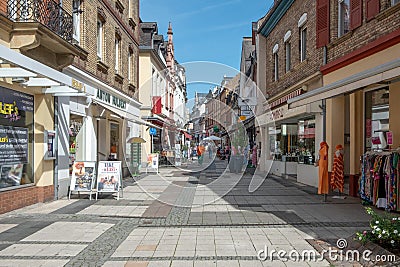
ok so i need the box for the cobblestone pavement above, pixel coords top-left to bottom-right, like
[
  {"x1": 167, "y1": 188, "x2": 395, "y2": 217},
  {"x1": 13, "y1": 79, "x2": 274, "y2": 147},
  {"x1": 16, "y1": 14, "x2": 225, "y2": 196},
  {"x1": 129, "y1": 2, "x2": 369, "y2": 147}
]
[{"x1": 0, "y1": 158, "x2": 388, "y2": 267}]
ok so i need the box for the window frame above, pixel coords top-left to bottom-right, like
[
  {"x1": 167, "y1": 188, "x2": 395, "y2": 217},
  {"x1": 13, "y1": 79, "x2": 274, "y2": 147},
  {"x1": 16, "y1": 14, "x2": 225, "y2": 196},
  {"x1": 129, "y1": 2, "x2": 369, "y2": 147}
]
[
  {"x1": 72, "y1": 0, "x2": 81, "y2": 43},
  {"x1": 285, "y1": 41, "x2": 291, "y2": 72},
  {"x1": 128, "y1": 50, "x2": 133, "y2": 83},
  {"x1": 97, "y1": 19, "x2": 104, "y2": 60},
  {"x1": 115, "y1": 35, "x2": 121, "y2": 73},
  {"x1": 338, "y1": 0, "x2": 350, "y2": 37},
  {"x1": 392, "y1": 0, "x2": 400, "y2": 5},
  {"x1": 300, "y1": 27, "x2": 307, "y2": 62},
  {"x1": 274, "y1": 52, "x2": 279, "y2": 81}
]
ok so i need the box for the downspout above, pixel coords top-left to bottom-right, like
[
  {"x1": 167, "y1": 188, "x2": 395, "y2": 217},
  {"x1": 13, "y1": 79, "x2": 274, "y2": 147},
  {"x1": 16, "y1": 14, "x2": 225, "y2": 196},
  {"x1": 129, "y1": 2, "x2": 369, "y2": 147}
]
[{"x1": 54, "y1": 96, "x2": 59, "y2": 200}]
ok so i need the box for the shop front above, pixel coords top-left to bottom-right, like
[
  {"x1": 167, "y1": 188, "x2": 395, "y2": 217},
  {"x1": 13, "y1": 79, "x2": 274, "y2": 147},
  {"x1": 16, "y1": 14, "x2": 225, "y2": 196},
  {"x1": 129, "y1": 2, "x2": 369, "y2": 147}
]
[
  {"x1": 55, "y1": 66, "x2": 143, "y2": 198},
  {"x1": 288, "y1": 44, "x2": 400, "y2": 198},
  {"x1": 0, "y1": 45, "x2": 87, "y2": 213},
  {"x1": 259, "y1": 101, "x2": 323, "y2": 187}
]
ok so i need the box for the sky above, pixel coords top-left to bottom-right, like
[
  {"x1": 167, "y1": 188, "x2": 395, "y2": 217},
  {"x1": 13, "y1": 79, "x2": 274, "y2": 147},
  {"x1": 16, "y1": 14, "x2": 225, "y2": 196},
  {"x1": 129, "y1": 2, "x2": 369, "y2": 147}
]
[{"x1": 140, "y1": 0, "x2": 274, "y2": 102}]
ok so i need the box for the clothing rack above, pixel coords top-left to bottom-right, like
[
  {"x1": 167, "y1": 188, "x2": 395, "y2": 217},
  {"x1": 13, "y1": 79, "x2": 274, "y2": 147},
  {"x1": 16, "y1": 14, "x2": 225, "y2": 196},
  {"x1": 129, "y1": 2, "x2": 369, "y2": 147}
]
[{"x1": 360, "y1": 149, "x2": 399, "y2": 212}]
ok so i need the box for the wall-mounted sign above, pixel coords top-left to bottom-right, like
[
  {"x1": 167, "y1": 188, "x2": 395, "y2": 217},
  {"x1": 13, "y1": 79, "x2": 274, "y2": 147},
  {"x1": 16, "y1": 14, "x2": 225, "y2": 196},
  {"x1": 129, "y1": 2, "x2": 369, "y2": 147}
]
[
  {"x1": 0, "y1": 126, "x2": 28, "y2": 165},
  {"x1": 96, "y1": 89, "x2": 127, "y2": 110},
  {"x1": 72, "y1": 78, "x2": 86, "y2": 92}
]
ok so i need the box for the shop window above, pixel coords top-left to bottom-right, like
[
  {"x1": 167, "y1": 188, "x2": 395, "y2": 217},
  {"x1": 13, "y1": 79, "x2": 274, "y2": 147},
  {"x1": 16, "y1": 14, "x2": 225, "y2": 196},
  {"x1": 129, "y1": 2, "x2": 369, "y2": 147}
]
[
  {"x1": 69, "y1": 115, "x2": 83, "y2": 176},
  {"x1": 110, "y1": 123, "x2": 119, "y2": 160},
  {"x1": 0, "y1": 86, "x2": 34, "y2": 189},
  {"x1": 338, "y1": 0, "x2": 350, "y2": 37},
  {"x1": 365, "y1": 87, "x2": 389, "y2": 150},
  {"x1": 298, "y1": 118, "x2": 316, "y2": 165}
]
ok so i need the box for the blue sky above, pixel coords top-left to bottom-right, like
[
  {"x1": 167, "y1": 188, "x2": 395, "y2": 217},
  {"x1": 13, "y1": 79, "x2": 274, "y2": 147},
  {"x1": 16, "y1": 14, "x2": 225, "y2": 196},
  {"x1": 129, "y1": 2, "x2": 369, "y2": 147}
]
[{"x1": 140, "y1": 0, "x2": 273, "y2": 101}]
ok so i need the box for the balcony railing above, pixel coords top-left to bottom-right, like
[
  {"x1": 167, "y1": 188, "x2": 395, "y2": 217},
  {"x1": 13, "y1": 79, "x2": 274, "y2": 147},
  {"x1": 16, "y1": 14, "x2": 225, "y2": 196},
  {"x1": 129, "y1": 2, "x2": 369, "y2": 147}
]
[{"x1": 7, "y1": 0, "x2": 73, "y2": 42}]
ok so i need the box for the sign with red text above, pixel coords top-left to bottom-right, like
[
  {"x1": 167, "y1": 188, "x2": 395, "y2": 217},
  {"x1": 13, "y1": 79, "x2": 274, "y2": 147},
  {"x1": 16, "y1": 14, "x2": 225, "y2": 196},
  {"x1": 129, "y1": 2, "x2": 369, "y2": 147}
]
[
  {"x1": 96, "y1": 161, "x2": 121, "y2": 192},
  {"x1": 386, "y1": 131, "x2": 393, "y2": 146}
]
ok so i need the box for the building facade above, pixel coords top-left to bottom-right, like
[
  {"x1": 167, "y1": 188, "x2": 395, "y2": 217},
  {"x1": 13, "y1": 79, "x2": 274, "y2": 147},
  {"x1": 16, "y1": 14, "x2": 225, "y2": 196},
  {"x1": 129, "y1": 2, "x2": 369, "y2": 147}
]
[
  {"x1": 58, "y1": 0, "x2": 142, "y2": 196},
  {"x1": 288, "y1": 0, "x2": 400, "y2": 197},
  {"x1": 139, "y1": 22, "x2": 187, "y2": 167},
  {"x1": 256, "y1": 0, "x2": 325, "y2": 187},
  {"x1": 0, "y1": 0, "x2": 85, "y2": 212}
]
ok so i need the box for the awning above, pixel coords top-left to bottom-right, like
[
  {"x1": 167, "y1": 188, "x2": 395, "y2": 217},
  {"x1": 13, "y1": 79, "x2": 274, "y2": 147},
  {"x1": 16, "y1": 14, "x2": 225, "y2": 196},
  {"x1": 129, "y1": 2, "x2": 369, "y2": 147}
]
[
  {"x1": 93, "y1": 99, "x2": 156, "y2": 128},
  {"x1": 288, "y1": 58, "x2": 400, "y2": 108}
]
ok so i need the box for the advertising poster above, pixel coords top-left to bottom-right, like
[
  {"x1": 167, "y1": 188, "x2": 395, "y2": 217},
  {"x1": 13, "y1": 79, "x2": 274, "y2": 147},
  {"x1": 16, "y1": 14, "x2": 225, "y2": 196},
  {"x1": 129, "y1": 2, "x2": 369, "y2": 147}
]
[
  {"x1": 0, "y1": 164, "x2": 23, "y2": 187},
  {"x1": 97, "y1": 161, "x2": 121, "y2": 192},
  {"x1": 147, "y1": 153, "x2": 159, "y2": 170},
  {"x1": 70, "y1": 162, "x2": 96, "y2": 192},
  {"x1": 386, "y1": 131, "x2": 393, "y2": 146},
  {"x1": 0, "y1": 126, "x2": 28, "y2": 165}
]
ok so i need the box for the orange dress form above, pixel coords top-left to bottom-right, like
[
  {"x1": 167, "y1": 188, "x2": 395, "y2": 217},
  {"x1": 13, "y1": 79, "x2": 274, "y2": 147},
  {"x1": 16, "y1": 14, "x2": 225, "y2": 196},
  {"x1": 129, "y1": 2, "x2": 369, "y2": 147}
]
[
  {"x1": 331, "y1": 144, "x2": 344, "y2": 193},
  {"x1": 318, "y1": 142, "x2": 329, "y2": 195}
]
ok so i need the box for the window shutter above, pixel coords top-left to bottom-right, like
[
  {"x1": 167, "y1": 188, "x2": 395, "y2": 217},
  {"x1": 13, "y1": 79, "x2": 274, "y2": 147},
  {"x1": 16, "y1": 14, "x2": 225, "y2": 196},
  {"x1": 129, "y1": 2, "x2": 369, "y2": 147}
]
[
  {"x1": 366, "y1": 0, "x2": 380, "y2": 20},
  {"x1": 316, "y1": 0, "x2": 330, "y2": 48},
  {"x1": 350, "y1": 0, "x2": 362, "y2": 30}
]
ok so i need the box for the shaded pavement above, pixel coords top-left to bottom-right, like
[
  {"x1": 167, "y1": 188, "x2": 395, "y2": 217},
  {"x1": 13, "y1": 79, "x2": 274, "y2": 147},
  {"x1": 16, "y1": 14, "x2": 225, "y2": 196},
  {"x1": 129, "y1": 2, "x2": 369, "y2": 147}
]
[{"x1": 0, "y1": 158, "x2": 384, "y2": 266}]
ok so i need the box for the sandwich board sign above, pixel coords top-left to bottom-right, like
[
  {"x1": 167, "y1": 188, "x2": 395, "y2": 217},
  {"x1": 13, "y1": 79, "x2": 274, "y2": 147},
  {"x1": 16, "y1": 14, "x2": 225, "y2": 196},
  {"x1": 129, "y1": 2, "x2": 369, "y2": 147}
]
[
  {"x1": 96, "y1": 161, "x2": 122, "y2": 200},
  {"x1": 69, "y1": 161, "x2": 96, "y2": 200}
]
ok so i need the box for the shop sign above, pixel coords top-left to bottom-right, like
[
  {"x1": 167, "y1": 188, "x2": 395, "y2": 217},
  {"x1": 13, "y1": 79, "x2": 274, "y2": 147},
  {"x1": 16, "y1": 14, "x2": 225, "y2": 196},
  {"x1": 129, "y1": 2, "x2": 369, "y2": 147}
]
[
  {"x1": 71, "y1": 78, "x2": 86, "y2": 92},
  {"x1": 96, "y1": 89, "x2": 127, "y2": 110},
  {"x1": 0, "y1": 126, "x2": 28, "y2": 165},
  {"x1": 268, "y1": 106, "x2": 286, "y2": 122},
  {"x1": 386, "y1": 131, "x2": 393, "y2": 145},
  {"x1": 0, "y1": 87, "x2": 34, "y2": 123},
  {"x1": 70, "y1": 161, "x2": 96, "y2": 192},
  {"x1": 97, "y1": 161, "x2": 121, "y2": 192}
]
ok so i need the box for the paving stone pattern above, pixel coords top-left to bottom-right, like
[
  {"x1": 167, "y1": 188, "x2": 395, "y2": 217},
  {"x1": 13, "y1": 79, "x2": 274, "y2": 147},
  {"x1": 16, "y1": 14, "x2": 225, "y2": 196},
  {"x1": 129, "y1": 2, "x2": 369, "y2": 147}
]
[{"x1": 0, "y1": 158, "x2": 394, "y2": 267}]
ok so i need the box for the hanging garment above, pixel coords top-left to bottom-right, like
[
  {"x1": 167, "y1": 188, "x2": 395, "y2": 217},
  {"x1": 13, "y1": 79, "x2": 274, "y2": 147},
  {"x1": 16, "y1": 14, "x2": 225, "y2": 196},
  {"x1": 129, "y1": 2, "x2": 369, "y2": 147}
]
[
  {"x1": 331, "y1": 144, "x2": 344, "y2": 193},
  {"x1": 318, "y1": 142, "x2": 329, "y2": 195}
]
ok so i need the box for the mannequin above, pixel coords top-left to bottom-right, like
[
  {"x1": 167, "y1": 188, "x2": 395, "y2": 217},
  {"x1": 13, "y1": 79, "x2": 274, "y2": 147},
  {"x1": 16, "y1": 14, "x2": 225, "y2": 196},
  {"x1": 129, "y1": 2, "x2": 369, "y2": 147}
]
[
  {"x1": 331, "y1": 144, "x2": 344, "y2": 193},
  {"x1": 318, "y1": 141, "x2": 329, "y2": 196}
]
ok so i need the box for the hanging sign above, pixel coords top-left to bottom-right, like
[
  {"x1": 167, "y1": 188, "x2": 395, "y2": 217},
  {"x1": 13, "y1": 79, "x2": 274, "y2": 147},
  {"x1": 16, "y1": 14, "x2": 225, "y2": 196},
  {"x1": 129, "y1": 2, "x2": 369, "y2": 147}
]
[
  {"x1": 70, "y1": 161, "x2": 96, "y2": 192},
  {"x1": 97, "y1": 161, "x2": 121, "y2": 192}
]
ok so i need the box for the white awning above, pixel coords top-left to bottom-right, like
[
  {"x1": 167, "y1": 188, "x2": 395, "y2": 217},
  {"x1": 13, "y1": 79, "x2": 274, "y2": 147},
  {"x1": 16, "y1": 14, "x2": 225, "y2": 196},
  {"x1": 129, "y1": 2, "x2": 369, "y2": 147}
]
[
  {"x1": 288, "y1": 58, "x2": 400, "y2": 108},
  {"x1": 93, "y1": 99, "x2": 158, "y2": 128}
]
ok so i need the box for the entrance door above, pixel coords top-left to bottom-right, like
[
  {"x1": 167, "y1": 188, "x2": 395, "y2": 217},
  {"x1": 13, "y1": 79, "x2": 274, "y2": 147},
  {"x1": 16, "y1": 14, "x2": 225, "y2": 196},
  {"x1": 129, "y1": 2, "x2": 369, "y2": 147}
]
[{"x1": 110, "y1": 123, "x2": 119, "y2": 160}]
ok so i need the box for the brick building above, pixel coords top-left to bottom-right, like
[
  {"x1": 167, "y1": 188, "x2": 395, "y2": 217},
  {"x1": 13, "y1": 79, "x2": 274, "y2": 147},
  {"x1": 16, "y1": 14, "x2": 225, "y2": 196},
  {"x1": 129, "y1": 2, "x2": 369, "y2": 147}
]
[
  {"x1": 288, "y1": 0, "x2": 400, "y2": 205},
  {"x1": 0, "y1": 0, "x2": 144, "y2": 212},
  {"x1": 256, "y1": 0, "x2": 325, "y2": 187},
  {"x1": 0, "y1": 0, "x2": 82, "y2": 212}
]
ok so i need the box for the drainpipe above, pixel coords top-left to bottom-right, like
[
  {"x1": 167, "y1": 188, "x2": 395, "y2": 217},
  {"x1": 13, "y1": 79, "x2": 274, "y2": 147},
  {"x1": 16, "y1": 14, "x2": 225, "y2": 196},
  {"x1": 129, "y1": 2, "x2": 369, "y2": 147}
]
[{"x1": 54, "y1": 96, "x2": 59, "y2": 200}]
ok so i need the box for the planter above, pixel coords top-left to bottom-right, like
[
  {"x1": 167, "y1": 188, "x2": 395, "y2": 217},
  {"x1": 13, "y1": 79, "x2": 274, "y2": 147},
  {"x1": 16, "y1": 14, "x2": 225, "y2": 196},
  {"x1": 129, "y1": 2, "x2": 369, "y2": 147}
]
[{"x1": 229, "y1": 155, "x2": 244, "y2": 173}]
